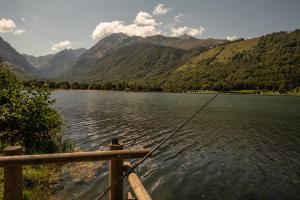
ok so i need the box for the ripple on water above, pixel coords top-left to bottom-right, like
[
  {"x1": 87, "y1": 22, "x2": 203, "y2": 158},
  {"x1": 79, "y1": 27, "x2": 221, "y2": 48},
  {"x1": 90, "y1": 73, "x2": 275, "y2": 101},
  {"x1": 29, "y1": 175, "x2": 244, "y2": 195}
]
[{"x1": 52, "y1": 91, "x2": 300, "y2": 200}]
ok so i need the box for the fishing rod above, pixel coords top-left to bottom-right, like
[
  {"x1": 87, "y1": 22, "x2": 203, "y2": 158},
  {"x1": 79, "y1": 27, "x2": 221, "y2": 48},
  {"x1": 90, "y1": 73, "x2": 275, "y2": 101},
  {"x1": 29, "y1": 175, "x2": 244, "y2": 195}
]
[{"x1": 96, "y1": 93, "x2": 219, "y2": 200}]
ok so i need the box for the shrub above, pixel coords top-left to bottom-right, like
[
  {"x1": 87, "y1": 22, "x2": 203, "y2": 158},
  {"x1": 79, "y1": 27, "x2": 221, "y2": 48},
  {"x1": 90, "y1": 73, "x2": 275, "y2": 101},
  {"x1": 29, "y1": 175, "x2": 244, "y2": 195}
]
[{"x1": 0, "y1": 64, "x2": 72, "y2": 153}]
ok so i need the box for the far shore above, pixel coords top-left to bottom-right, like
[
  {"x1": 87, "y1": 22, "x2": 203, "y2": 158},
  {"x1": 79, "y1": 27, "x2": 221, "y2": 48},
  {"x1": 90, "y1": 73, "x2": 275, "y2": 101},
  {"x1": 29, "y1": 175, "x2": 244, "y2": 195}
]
[{"x1": 51, "y1": 88, "x2": 300, "y2": 97}]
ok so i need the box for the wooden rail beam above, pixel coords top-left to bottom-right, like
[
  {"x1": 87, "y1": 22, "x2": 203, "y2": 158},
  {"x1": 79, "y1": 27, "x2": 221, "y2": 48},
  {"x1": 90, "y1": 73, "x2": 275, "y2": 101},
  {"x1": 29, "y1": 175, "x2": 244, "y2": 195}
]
[
  {"x1": 0, "y1": 149, "x2": 150, "y2": 167},
  {"x1": 123, "y1": 161, "x2": 152, "y2": 200}
]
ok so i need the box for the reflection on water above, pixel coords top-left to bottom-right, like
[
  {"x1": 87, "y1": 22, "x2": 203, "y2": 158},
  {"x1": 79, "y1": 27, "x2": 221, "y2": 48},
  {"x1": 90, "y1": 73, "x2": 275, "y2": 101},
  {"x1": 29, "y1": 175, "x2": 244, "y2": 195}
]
[{"x1": 52, "y1": 90, "x2": 300, "y2": 200}]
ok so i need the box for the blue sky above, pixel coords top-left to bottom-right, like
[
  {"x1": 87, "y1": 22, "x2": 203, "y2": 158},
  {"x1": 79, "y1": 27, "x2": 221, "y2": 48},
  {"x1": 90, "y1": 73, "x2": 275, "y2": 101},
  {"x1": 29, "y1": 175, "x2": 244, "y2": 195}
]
[{"x1": 0, "y1": 0, "x2": 299, "y2": 56}]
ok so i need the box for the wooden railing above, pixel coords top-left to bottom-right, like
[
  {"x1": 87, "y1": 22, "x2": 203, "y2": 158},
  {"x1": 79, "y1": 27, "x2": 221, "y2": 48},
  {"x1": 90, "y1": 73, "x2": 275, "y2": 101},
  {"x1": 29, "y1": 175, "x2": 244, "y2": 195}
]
[
  {"x1": 0, "y1": 139, "x2": 152, "y2": 200},
  {"x1": 123, "y1": 161, "x2": 152, "y2": 200}
]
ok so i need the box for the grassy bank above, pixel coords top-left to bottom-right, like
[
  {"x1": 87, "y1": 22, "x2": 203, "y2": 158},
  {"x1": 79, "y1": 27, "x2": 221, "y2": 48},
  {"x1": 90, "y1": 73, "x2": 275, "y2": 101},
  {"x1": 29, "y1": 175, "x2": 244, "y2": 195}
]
[
  {"x1": 0, "y1": 165, "x2": 62, "y2": 200},
  {"x1": 187, "y1": 89, "x2": 300, "y2": 96},
  {"x1": 230, "y1": 89, "x2": 300, "y2": 96}
]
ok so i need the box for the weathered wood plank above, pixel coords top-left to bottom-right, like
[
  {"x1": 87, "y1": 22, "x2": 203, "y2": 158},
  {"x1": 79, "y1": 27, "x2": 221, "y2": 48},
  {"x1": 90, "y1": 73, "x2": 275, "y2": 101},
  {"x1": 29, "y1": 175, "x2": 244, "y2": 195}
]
[{"x1": 0, "y1": 149, "x2": 150, "y2": 167}]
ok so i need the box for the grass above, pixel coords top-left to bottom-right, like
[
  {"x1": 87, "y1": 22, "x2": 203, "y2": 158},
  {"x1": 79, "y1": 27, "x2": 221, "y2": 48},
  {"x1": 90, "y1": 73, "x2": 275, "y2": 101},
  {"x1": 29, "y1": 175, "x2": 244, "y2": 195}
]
[
  {"x1": 176, "y1": 38, "x2": 260, "y2": 72},
  {"x1": 185, "y1": 89, "x2": 300, "y2": 96},
  {"x1": 230, "y1": 90, "x2": 300, "y2": 96},
  {"x1": 216, "y1": 38, "x2": 259, "y2": 62},
  {"x1": 176, "y1": 46, "x2": 223, "y2": 71},
  {"x1": 0, "y1": 165, "x2": 61, "y2": 200},
  {"x1": 230, "y1": 90, "x2": 261, "y2": 94}
]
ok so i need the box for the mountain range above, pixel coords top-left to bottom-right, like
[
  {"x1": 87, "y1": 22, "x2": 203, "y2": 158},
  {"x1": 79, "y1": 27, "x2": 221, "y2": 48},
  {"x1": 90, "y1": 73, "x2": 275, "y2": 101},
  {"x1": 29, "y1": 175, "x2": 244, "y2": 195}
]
[
  {"x1": 23, "y1": 48, "x2": 86, "y2": 78},
  {"x1": 0, "y1": 29, "x2": 299, "y2": 92},
  {"x1": 64, "y1": 33, "x2": 226, "y2": 82},
  {"x1": 0, "y1": 37, "x2": 39, "y2": 78}
]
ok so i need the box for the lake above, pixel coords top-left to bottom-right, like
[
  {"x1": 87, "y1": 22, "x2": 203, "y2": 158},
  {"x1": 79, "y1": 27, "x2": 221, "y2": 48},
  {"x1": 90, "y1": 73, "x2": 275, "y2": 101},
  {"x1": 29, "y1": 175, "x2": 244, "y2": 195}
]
[{"x1": 52, "y1": 90, "x2": 300, "y2": 200}]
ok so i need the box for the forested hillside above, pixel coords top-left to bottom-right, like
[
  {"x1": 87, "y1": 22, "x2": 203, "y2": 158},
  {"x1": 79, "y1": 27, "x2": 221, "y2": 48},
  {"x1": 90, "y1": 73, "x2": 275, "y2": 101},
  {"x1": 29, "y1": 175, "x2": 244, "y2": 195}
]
[
  {"x1": 162, "y1": 30, "x2": 300, "y2": 92},
  {"x1": 1, "y1": 30, "x2": 300, "y2": 93},
  {"x1": 64, "y1": 43, "x2": 203, "y2": 83},
  {"x1": 61, "y1": 30, "x2": 300, "y2": 93},
  {"x1": 61, "y1": 33, "x2": 222, "y2": 82}
]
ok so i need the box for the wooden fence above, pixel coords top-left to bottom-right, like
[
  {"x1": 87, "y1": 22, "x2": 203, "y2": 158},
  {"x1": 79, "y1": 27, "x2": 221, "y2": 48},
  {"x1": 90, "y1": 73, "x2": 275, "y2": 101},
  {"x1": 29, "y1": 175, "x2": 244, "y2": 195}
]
[{"x1": 0, "y1": 139, "x2": 152, "y2": 200}]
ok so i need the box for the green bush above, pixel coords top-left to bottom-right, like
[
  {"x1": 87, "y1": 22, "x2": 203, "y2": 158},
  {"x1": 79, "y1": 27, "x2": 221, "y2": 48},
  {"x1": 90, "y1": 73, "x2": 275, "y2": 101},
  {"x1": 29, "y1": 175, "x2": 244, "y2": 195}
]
[{"x1": 0, "y1": 64, "x2": 72, "y2": 153}]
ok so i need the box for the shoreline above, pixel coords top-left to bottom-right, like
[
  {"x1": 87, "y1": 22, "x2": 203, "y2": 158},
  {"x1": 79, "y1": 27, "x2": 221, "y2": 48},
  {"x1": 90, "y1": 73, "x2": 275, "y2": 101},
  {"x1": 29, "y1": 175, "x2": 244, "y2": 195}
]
[{"x1": 51, "y1": 88, "x2": 300, "y2": 97}]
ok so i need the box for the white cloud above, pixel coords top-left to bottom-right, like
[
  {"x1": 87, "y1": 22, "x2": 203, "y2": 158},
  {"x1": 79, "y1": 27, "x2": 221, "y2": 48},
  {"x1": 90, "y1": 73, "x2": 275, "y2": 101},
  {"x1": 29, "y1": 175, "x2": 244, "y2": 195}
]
[
  {"x1": 153, "y1": 3, "x2": 170, "y2": 15},
  {"x1": 0, "y1": 18, "x2": 26, "y2": 35},
  {"x1": 174, "y1": 13, "x2": 185, "y2": 23},
  {"x1": 51, "y1": 40, "x2": 72, "y2": 51},
  {"x1": 91, "y1": 9, "x2": 205, "y2": 41},
  {"x1": 171, "y1": 25, "x2": 204, "y2": 37},
  {"x1": 21, "y1": 17, "x2": 27, "y2": 22},
  {"x1": 0, "y1": 18, "x2": 16, "y2": 33},
  {"x1": 226, "y1": 35, "x2": 238, "y2": 41},
  {"x1": 13, "y1": 29, "x2": 25, "y2": 35},
  {"x1": 134, "y1": 11, "x2": 156, "y2": 26},
  {"x1": 91, "y1": 12, "x2": 160, "y2": 41}
]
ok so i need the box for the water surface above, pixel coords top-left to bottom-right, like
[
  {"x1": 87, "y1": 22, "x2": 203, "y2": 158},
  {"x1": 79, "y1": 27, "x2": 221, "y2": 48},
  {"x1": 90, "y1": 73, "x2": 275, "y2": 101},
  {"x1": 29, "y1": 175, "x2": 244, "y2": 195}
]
[{"x1": 52, "y1": 90, "x2": 300, "y2": 200}]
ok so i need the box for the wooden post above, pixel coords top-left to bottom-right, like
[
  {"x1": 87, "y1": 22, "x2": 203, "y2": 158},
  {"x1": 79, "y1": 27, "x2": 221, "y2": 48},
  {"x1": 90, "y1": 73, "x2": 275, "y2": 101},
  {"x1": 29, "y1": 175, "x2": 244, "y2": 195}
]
[
  {"x1": 3, "y1": 146, "x2": 23, "y2": 200},
  {"x1": 109, "y1": 139, "x2": 124, "y2": 200}
]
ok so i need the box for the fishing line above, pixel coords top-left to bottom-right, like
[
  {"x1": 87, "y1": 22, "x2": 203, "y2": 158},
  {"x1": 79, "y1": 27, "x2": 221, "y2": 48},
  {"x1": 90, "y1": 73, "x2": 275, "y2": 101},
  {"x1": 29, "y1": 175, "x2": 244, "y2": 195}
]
[{"x1": 96, "y1": 93, "x2": 219, "y2": 200}]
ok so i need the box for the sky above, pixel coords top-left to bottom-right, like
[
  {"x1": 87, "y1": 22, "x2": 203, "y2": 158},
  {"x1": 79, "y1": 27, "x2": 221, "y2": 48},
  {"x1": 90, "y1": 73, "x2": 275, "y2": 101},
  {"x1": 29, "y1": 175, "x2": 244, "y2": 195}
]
[{"x1": 0, "y1": 0, "x2": 299, "y2": 56}]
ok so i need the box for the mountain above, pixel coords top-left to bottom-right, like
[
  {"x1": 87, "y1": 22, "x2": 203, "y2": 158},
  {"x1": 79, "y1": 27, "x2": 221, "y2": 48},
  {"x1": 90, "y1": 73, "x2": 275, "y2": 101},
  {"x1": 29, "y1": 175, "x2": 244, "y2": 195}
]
[
  {"x1": 64, "y1": 43, "x2": 202, "y2": 82},
  {"x1": 23, "y1": 48, "x2": 86, "y2": 78},
  {"x1": 144, "y1": 34, "x2": 227, "y2": 50},
  {"x1": 162, "y1": 30, "x2": 300, "y2": 91},
  {"x1": 77, "y1": 33, "x2": 227, "y2": 61},
  {"x1": 63, "y1": 30, "x2": 300, "y2": 92},
  {"x1": 0, "y1": 58, "x2": 33, "y2": 79},
  {"x1": 77, "y1": 33, "x2": 140, "y2": 61},
  {"x1": 3, "y1": 29, "x2": 299, "y2": 93},
  {"x1": 0, "y1": 37, "x2": 39, "y2": 78},
  {"x1": 62, "y1": 33, "x2": 227, "y2": 81}
]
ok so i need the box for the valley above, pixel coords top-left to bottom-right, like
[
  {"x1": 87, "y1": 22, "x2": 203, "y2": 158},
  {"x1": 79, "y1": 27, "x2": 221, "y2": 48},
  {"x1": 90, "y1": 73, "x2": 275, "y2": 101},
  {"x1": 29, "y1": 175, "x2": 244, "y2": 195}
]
[{"x1": 0, "y1": 30, "x2": 299, "y2": 94}]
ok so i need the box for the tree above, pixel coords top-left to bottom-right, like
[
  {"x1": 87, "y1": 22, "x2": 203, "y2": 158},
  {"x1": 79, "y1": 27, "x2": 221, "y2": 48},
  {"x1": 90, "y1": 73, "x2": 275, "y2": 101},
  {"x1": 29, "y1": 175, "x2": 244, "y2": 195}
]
[
  {"x1": 103, "y1": 82, "x2": 114, "y2": 90},
  {"x1": 0, "y1": 64, "x2": 72, "y2": 153}
]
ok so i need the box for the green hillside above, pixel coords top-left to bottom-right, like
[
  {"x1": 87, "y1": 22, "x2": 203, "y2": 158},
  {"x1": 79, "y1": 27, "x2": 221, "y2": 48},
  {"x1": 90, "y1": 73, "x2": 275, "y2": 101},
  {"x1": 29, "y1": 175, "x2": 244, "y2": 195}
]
[
  {"x1": 163, "y1": 30, "x2": 300, "y2": 92},
  {"x1": 61, "y1": 33, "x2": 226, "y2": 82},
  {"x1": 63, "y1": 43, "x2": 203, "y2": 83},
  {"x1": 4, "y1": 29, "x2": 299, "y2": 94},
  {"x1": 144, "y1": 34, "x2": 227, "y2": 50}
]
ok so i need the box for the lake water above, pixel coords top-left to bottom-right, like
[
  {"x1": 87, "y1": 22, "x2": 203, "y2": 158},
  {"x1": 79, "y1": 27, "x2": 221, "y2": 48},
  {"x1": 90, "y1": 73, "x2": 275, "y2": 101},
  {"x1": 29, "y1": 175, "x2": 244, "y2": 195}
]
[{"x1": 52, "y1": 90, "x2": 300, "y2": 200}]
